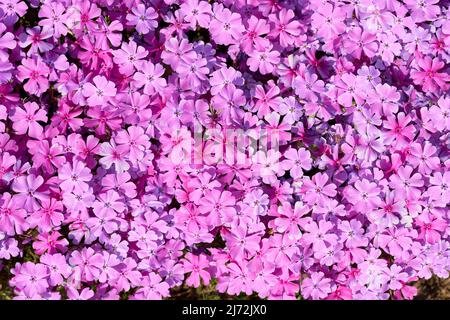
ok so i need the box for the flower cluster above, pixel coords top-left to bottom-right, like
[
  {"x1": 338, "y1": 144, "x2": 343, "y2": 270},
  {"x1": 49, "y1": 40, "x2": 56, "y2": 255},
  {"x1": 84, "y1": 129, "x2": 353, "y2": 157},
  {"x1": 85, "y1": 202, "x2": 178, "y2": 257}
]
[{"x1": 0, "y1": 0, "x2": 449, "y2": 300}]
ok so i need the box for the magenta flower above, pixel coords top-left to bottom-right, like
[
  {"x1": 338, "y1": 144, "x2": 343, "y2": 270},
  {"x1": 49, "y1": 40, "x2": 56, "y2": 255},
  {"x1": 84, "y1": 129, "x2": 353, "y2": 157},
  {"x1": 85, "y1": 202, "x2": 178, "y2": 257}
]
[
  {"x1": 273, "y1": 202, "x2": 309, "y2": 240},
  {"x1": 411, "y1": 56, "x2": 450, "y2": 92},
  {"x1": 240, "y1": 16, "x2": 270, "y2": 54},
  {"x1": 0, "y1": 0, "x2": 448, "y2": 301},
  {"x1": 415, "y1": 213, "x2": 447, "y2": 244},
  {"x1": 223, "y1": 226, "x2": 260, "y2": 259},
  {"x1": 32, "y1": 231, "x2": 68, "y2": 255}
]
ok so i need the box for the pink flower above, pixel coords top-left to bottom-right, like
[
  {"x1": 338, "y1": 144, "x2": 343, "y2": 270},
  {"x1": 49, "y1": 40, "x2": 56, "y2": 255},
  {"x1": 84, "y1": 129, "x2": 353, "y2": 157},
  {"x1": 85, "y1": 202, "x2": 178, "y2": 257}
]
[
  {"x1": 383, "y1": 112, "x2": 416, "y2": 149},
  {"x1": 404, "y1": 0, "x2": 440, "y2": 22},
  {"x1": 38, "y1": 2, "x2": 69, "y2": 38},
  {"x1": 9, "y1": 102, "x2": 47, "y2": 138},
  {"x1": 247, "y1": 43, "x2": 280, "y2": 75},
  {"x1": 19, "y1": 26, "x2": 53, "y2": 55},
  {"x1": 126, "y1": 4, "x2": 158, "y2": 34},
  {"x1": 407, "y1": 142, "x2": 440, "y2": 175},
  {"x1": 282, "y1": 147, "x2": 312, "y2": 177},
  {"x1": 240, "y1": 16, "x2": 270, "y2": 53},
  {"x1": 32, "y1": 231, "x2": 68, "y2": 255},
  {"x1": 92, "y1": 190, "x2": 126, "y2": 217},
  {"x1": 344, "y1": 179, "x2": 381, "y2": 212},
  {"x1": 293, "y1": 72, "x2": 325, "y2": 102},
  {"x1": 176, "y1": 55, "x2": 209, "y2": 89},
  {"x1": 302, "y1": 220, "x2": 338, "y2": 251},
  {"x1": 252, "y1": 150, "x2": 283, "y2": 184},
  {"x1": 198, "y1": 189, "x2": 236, "y2": 228},
  {"x1": 67, "y1": 287, "x2": 94, "y2": 300},
  {"x1": 69, "y1": 248, "x2": 104, "y2": 282},
  {"x1": 222, "y1": 226, "x2": 260, "y2": 259},
  {"x1": 40, "y1": 253, "x2": 71, "y2": 286},
  {"x1": 411, "y1": 56, "x2": 450, "y2": 92},
  {"x1": 161, "y1": 37, "x2": 196, "y2": 70},
  {"x1": 0, "y1": 22, "x2": 17, "y2": 51},
  {"x1": 30, "y1": 198, "x2": 64, "y2": 231},
  {"x1": 115, "y1": 126, "x2": 150, "y2": 164},
  {"x1": 301, "y1": 173, "x2": 337, "y2": 205},
  {"x1": 378, "y1": 32, "x2": 402, "y2": 64},
  {"x1": 311, "y1": 3, "x2": 346, "y2": 39},
  {"x1": 343, "y1": 27, "x2": 378, "y2": 59},
  {"x1": 326, "y1": 286, "x2": 353, "y2": 300},
  {"x1": 98, "y1": 140, "x2": 130, "y2": 173},
  {"x1": 209, "y1": 66, "x2": 242, "y2": 96},
  {"x1": 209, "y1": 6, "x2": 244, "y2": 45},
  {"x1": 335, "y1": 73, "x2": 366, "y2": 108},
  {"x1": 268, "y1": 9, "x2": 301, "y2": 48},
  {"x1": 367, "y1": 83, "x2": 400, "y2": 116},
  {"x1": 252, "y1": 80, "x2": 282, "y2": 117},
  {"x1": 428, "y1": 97, "x2": 450, "y2": 132},
  {"x1": 180, "y1": 0, "x2": 211, "y2": 29},
  {"x1": 58, "y1": 160, "x2": 93, "y2": 193},
  {"x1": 182, "y1": 253, "x2": 211, "y2": 287},
  {"x1": 11, "y1": 262, "x2": 49, "y2": 296},
  {"x1": 0, "y1": 0, "x2": 28, "y2": 25},
  {"x1": 273, "y1": 202, "x2": 309, "y2": 240},
  {"x1": 82, "y1": 75, "x2": 117, "y2": 106},
  {"x1": 301, "y1": 272, "x2": 332, "y2": 300},
  {"x1": 0, "y1": 192, "x2": 27, "y2": 236},
  {"x1": 415, "y1": 213, "x2": 447, "y2": 244},
  {"x1": 17, "y1": 57, "x2": 50, "y2": 95},
  {"x1": 378, "y1": 227, "x2": 415, "y2": 258},
  {"x1": 133, "y1": 61, "x2": 167, "y2": 95},
  {"x1": 389, "y1": 166, "x2": 424, "y2": 198},
  {"x1": 113, "y1": 40, "x2": 148, "y2": 76},
  {"x1": 12, "y1": 174, "x2": 49, "y2": 212},
  {"x1": 427, "y1": 171, "x2": 450, "y2": 205}
]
